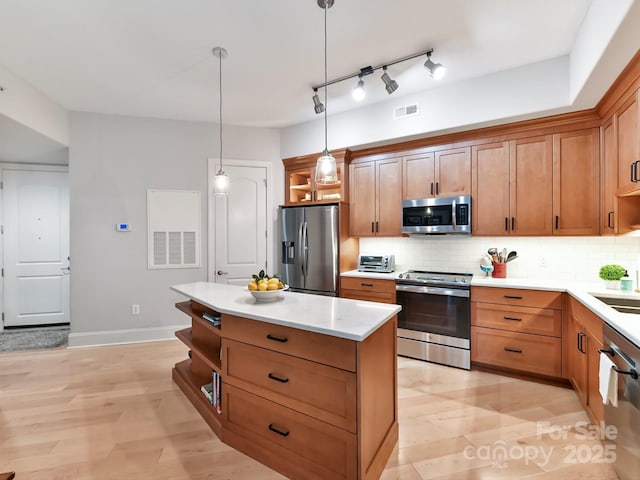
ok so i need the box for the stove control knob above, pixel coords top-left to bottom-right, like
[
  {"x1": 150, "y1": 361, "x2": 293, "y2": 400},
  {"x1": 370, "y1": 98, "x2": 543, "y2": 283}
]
[
  {"x1": 398, "y1": 273, "x2": 403, "y2": 279},
  {"x1": 405, "y1": 273, "x2": 411, "y2": 280}
]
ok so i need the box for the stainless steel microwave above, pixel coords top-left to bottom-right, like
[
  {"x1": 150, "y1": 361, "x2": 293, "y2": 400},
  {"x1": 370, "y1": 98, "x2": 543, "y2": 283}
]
[{"x1": 402, "y1": 195, "x2": 471, "y2": 235}]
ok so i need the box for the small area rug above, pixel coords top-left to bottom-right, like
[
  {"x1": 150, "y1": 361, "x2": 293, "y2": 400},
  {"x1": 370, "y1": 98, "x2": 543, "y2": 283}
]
[{"x1": 0, "y1": 325, "x2": 69, "y2": 353}]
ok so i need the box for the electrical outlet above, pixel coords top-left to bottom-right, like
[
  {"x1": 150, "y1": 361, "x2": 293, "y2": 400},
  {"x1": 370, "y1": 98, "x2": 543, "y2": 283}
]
[{"x1": 131, "y1": 304, "x2": 140, "y2": 315}]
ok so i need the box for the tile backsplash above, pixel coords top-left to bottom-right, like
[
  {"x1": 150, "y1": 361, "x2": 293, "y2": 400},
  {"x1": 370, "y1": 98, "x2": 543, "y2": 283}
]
[{"x1": 359, "y1": 235, "x2": 640, "y2": 282}]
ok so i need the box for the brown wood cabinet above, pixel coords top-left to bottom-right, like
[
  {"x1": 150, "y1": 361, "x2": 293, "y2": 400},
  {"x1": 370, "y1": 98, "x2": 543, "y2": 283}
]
[
  {"x1": 552, "y1": 128, "x2": 600, "y2": 236},
  {"x1": 173, "y1": 300, "x2": 398, "y2": 480},
  {"x1": 510, "y1": 136, "x2": 554, "y2": 235},
  {"x1": 283, "y1": 149, "x2": 349, "y2": 205},
  {"x1": 471, "y1": 287, "x2": 563, "y2": 378},
  {"x1": 601, "y1": 116, "x2": 618, "y2": 234},
  {"x1": 340, "y1": 276, "x2": 396, "y2": 304},
  {"x1": 565, "y1": 296, "x2": 605, "y2": 425},
  {"x1": 402, "y1": 147, "x2": 470, "y2": 200},
  {"x1": 616, "y1": 91, "x2": 640, "y2": 195},
  {"x1": 471, "y1": 142, "x2": 510, "y2": 235},
  {"x1": 349, "y1": 156, "x2": 402, "y2": 236}
]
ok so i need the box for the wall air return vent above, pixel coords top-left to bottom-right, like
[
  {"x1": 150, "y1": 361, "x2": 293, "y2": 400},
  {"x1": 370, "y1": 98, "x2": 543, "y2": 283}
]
[
  {"x1": 147, "y1": 189, "x2": 201, "y2": 269},
  {"x1": 393, "y1": 103, "x2": 419, "y2": 120}
]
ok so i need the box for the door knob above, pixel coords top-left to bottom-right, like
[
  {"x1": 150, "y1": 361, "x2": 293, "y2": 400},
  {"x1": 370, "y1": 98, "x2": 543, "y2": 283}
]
[{"x1": 217, "y1": 270, "x2": 228, "y2": 275}]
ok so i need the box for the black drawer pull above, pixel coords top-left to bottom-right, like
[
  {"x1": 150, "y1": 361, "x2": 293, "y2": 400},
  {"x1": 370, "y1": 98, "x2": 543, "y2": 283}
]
[
  {"x1": 268, "y1": 424, "x2": 290, "y2": 437},
  {"x1": 268, "y1": 373, "x2": 289, "y2": 383},
  {"x1": 504, "y1": 347, "x2": 523, "y2": 354},
  {"x1": 503, "y1": 316, "x2": 522, "y2": 322},
  {"x1": 266, "y1": 334, "x2": 288, "y2": 343},
  {"x1": 608, "y1": 211, "x2": 614, "y2": 229},
  {"x1": 503, "y1": 295, "x2": 523, "y2": 300},
  {"x1": 361, "y1": 282, "x2": 374, "y2": 287}
]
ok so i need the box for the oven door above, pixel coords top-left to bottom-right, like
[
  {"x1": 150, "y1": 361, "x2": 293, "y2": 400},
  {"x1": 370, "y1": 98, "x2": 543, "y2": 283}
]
[{"x1": 396, "y1": 284, "x2": 470, "y2": 339}]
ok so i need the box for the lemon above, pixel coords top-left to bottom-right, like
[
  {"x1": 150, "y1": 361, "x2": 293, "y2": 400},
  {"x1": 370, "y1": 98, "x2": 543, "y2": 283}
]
[
  {"x1": 278, "y1": 281, "x2": 284, "y2": 289},
  {"x1": 257, "y1": 282, "x2": 268, "y2": 291},
  {"x1": 247, "y1": 282, "x2": 257, "y2": 291},
  {"x1": 268, "y1": 277, "x2": 279, "y2": 285},
  {"x1": 267, "y1": 283, "x2": 279, "y2": 290}
]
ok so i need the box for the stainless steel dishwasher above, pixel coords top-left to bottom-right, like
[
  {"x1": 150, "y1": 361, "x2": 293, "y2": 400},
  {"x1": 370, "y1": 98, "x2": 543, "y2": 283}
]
[{"x1": 601, "y1": 323, "x2": 640, "y2": 480}]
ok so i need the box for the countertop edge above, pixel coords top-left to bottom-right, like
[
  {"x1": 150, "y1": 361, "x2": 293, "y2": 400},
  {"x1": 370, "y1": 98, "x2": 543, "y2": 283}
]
[{"x1": 171, "y1": 283, "x2": 401, "y2": 342}]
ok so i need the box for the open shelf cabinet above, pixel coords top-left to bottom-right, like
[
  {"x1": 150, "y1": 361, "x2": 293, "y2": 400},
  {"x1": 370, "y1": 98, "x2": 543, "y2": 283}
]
[{"x1": 173, "y1": 300, "x2": 223, "y2": 438}]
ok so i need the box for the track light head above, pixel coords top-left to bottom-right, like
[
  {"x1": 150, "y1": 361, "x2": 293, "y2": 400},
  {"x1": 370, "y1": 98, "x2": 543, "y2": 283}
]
[
  {"x1": 312, "y1": 90, "x2": 325, "y2": 114},
  {"x1": 381, "y1": 67, "x2": 398, "y2": 94},
  {"x1": 352, "y1": 77, "x2": 366, "y2": 101},
  {"x1": 424, "y1": 50, "x2": 445, "y2": 80}
]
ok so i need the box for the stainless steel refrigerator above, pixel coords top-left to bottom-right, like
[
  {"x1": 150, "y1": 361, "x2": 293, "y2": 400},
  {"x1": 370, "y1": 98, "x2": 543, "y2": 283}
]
[{"x1": 279, "y1": 204, "x2": 339, "y2": 296}]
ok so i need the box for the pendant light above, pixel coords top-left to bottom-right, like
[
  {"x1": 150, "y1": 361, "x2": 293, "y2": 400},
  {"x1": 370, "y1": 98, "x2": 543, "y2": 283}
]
[
  {"x1": 315, "y1": 0, "x2": 338, "y2": 186},
  {"x1": 213, "y1": 47, "x2": 229, "y2": 193}
]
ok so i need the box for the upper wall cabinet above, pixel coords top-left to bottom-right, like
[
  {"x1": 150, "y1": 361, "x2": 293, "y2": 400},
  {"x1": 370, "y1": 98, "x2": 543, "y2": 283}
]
[
  {"x1": 552, "y1": 128, "x2": 600, "y2": 236},
  {"x1": 283, "y1": 149, "x2": 349, "y2": 205},
  {"x1": 472, "y1": 136, "x2": 554, "y2": 236},
  {"x1": 510, "y1": 136, "x2": 554, "y2": 235},
  {"x1": 471, "y1": 142, "x2": 510, "y2": 236},
  {"x1": 402, "y1": 147, "x2": 471, "y2": 199},
  {"x1": 616, "y1": 90, "x2": 640, "y2": 196},
  {"x1": 601, "y1": 116, "x2": 618, "y2": 234},
  {"x1": 350, "y1": 156, "x2": 402, "y2": 237}
]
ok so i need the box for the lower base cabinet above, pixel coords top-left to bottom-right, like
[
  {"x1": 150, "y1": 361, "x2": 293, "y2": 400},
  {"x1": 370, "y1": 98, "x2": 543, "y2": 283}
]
[
  {"x1": 566, "y1": 296, "x2": 605, "y2": 425},
  {"x1": 173, "y1": 300, "x2": 398, "y2": 480},
  {"x1": 471, "y1": 287, "x2": 563, "y2": 378}
]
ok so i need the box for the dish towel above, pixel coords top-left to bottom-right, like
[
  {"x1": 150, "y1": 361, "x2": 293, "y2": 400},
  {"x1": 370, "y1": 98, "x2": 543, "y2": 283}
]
[{"x1": 599, "y1": 352, "x2": 618, "y2": 407}]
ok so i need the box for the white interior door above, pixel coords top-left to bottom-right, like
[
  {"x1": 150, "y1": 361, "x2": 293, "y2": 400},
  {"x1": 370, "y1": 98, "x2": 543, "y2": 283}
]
[
  {"x1": 2, "y1": 169, "x2": 70, "y2": 327},
  {"x1": 213, "y1": 164, "x2": 268, "y2": 286}
]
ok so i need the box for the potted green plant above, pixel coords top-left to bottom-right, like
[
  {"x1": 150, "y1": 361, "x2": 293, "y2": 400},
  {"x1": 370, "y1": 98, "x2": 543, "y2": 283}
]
[{"x1": 599, "y1": 264, "x2": 626, "y2": 289}]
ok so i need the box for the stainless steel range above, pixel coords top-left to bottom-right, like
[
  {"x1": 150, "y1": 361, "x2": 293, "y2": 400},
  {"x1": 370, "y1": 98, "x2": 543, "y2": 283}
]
[{"x1": 395, "y1": 270, "x2": 472, "y2": 370}]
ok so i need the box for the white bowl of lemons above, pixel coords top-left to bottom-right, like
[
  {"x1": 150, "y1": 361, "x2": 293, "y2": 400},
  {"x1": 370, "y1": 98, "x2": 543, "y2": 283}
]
[{"x1": 246, "y1": 272, "x2": 288, "y2": 302}]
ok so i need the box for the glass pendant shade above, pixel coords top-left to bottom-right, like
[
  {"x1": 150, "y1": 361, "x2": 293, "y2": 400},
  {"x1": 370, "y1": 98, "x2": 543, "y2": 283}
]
[
  {"x1": 315, "y1": 150, "x2": 338, "y2": 185},
  {"x1": 214, "y1": 169, "x2": 229, "y2": 193}
]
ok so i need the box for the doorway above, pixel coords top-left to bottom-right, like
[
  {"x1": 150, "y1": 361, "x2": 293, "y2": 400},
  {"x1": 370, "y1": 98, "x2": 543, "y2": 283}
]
[{"x1": 208, "y1": 159, "x2": 272, "y2": 286}]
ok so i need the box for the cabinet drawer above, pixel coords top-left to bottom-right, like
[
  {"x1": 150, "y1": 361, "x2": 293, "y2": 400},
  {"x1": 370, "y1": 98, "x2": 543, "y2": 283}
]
[
  {"x1": 224, "y1": 384, "x2": 357, "y2": 480},
  {"x1": 471, "y1": 302, "x2": 562, "y2": 337},
  {"x1": 223, "y1": 339, "x2": 357, "y2": 432},
  {"x1": 472, "y1": 286, "x2": 562, "y2": 309},
  {"x1": 222, "y1": 314, "x2": 356, "y2": 372},
  {"x1": 471, "y1": 326, "x2": 562, "y2": 377},
  {"x1": 340, "y1": 289, "x2": 396, "y2": 304},
  {"x1": 340, "y1": 276, "x2": 396, "y2": 293}
]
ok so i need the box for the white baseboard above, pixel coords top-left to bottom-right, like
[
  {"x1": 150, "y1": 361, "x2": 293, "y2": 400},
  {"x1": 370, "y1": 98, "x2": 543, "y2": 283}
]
[{"x1": 67, "y1": 324, "x2": 187, "y2": 348}]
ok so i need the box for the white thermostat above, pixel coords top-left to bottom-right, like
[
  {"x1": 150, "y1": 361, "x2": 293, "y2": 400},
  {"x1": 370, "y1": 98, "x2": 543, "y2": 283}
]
[{"x1": 116, "y1": 223, "x2": 131, "y2": 232}]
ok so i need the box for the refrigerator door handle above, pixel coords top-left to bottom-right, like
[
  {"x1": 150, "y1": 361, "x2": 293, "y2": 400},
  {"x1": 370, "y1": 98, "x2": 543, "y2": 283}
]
[
  {"x1": 302, "y1": 221, "x2": 309, "y2": 280},
  {"x1": 298, "y1": 221, "x2": 305, "y2": 278}
]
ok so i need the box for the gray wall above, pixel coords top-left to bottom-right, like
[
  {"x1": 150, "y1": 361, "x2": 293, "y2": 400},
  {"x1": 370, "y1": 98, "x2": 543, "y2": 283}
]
[{"x1": 69, "y1": 112, "x2": 280, "y2": 345}]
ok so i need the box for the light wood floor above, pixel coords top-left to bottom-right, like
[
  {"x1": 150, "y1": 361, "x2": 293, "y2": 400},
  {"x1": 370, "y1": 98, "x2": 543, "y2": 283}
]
[{"x1": 0, "y1": 341, "x2": 618, "y2": 479}]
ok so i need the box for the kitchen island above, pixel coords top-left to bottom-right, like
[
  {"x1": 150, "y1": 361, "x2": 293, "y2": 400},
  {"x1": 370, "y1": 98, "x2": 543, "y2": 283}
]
[{"x1": 170, "y1": 281, "x2": 401, "y2": 480}]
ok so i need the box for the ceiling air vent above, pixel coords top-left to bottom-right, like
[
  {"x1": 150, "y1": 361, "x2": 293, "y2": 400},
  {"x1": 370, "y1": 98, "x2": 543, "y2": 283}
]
[{"x1": 393, "y1": 103, "x2": 419, "y2": 120}]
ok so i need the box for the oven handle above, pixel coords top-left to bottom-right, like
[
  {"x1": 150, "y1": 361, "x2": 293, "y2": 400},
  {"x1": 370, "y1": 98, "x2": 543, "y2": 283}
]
[{"x1": 395, "y1": 284, "x2": 470, "y2": 298}]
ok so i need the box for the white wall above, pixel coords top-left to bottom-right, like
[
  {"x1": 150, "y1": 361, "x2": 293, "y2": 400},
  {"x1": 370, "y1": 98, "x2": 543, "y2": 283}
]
[
  {"x1": 0, "y1": 63, "x2": 69, "y2": 146},
  {"x1": 68, "y1": 112, "x2": 280, "y2": 346},
  {"x1": 360, "y1": 235, "x2": 640, "y2": 284},
  {"x1": 280, "y1": 57, "x2": 571, "y2": 158}
]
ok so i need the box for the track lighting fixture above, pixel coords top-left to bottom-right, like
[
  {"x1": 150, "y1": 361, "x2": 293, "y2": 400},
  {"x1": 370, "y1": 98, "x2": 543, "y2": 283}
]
[
  {"x1": 312, "y1": 89, "x2": 324, "y2": 114},
  {"x1": 424, "y1": 50, "x2": 446, "y2": 80},
  {"x1": 381, "y1": 66, "x2": 398, "y2": 94},
  {"x1": 311, "y1": 48, "x2": 445, "y2": 112},
  {"x1": 352, "y1": 77, "x2": 366, "y2": 101}
]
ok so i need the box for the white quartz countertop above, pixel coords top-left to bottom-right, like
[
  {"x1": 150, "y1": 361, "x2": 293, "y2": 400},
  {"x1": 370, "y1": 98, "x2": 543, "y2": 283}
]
[
  {"x1": 171, "y1": 281, "x2": 401, "y2": 342},
  {"x1": 341, "y1": 270, "x2": 640, "y2": 347}
]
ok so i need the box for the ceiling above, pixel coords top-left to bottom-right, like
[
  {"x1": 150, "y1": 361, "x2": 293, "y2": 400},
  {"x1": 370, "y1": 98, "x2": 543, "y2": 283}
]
[{"x1": 0, "y1": 0, "x2": 596, "y2": 130}]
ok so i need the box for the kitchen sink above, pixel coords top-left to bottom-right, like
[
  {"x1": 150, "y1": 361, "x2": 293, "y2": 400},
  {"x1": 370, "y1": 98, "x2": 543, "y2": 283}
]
[{"x1": 592, "y1": 295, "x2": 640, "y2": 314}]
